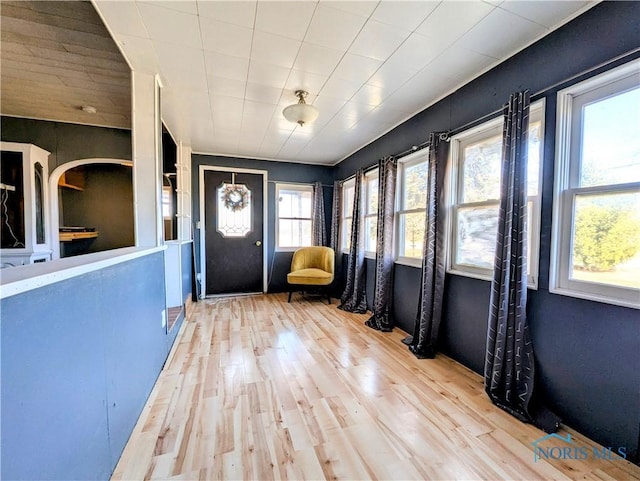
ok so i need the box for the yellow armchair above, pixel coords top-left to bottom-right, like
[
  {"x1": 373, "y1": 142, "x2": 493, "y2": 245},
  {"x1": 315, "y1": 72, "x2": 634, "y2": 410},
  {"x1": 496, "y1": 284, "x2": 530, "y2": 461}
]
[{"x1": 287, "y1": 246, "x2": 335, "y2": 303}]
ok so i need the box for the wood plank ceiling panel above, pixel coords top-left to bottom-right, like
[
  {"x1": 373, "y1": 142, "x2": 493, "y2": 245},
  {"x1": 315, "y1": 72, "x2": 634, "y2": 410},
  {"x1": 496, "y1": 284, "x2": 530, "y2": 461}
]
[{"x1": 0, "y1": 1, "x2": 131, "y2": 129}]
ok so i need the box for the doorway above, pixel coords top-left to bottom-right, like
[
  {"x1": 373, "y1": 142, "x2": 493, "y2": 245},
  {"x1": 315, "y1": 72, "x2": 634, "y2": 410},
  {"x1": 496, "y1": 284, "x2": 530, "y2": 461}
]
[
  {"x1": 49, "y1": 158, "x2": 133, "y2": 259},
  {"x1": 199, "y1": 166, "x2": 267, "y2": 296}
]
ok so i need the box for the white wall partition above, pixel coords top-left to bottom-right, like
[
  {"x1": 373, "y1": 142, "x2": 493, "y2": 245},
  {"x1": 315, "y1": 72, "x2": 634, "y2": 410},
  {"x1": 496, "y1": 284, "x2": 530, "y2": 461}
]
[{"x1": 132, "y1": 72, "x2": 162, "y2": 247}]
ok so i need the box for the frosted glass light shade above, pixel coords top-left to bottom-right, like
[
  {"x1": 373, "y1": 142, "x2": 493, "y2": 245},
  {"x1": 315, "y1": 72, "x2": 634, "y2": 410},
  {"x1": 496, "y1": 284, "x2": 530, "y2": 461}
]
[{"x1": 282, "y1": 103, "x2": 319, "y2": 127}]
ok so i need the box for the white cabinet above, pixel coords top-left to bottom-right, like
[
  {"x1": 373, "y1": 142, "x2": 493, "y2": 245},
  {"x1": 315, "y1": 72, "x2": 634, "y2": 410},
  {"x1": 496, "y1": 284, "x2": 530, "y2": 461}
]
[{"x1": 1, "y1": 142, "x2": 52, "y2": 266}]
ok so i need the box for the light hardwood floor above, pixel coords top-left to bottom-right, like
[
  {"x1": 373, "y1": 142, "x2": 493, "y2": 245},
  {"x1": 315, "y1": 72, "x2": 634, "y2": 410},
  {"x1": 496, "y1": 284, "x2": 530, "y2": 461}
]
[{"x1": 112, "y1": 294, "x2": 640, "y2": 480}]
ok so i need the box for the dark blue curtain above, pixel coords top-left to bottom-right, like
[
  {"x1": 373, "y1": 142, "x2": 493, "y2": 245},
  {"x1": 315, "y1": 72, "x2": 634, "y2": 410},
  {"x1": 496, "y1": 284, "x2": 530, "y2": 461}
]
[
  {"x1": 405, "y1": 134, "x2": 447, "y2": 358},
  {"x1": 484, "y1": 91, "x2": 560, "y2": 433},
  {"x1": 339, "y1": 169, "x2": 367, "y2": 313},
  {"x1": 366, "y1": 156, "x2": 397, "y2": 332},
  {"x1": 312, "y1": 181, "x2": 326, "y2": 246}
]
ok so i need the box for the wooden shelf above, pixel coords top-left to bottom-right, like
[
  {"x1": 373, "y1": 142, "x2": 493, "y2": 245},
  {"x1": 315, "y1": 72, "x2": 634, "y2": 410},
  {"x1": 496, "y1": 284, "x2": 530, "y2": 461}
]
[
  {"x1": 59, "y1": 231, "x2": 98, "y2": 242},
  {"x1": 58, "y1": 170, "x2": 84, "y2": 191},
  {"x1": 58, "y1": 181, "x2": 83, "y2": 191}
]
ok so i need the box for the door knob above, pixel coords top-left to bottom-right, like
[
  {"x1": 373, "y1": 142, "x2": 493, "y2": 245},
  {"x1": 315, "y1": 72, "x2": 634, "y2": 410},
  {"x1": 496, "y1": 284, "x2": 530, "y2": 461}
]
[{"x1": 255, "y1": 240, "x2": 262, "y2": 246}]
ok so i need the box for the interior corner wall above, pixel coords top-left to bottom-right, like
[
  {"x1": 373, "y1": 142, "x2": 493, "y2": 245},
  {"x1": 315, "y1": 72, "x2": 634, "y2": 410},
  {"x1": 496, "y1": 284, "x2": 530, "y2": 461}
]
[
  {"x1": 332, "y1": 1, "x2": 640, "y2": 463},
  {"x1": 191, "y1": 154, "x2": 333, "y2": 295}
]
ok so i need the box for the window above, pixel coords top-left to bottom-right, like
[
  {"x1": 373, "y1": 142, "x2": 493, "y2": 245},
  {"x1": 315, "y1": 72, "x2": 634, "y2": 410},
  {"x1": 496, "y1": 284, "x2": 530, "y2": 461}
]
[
  {"x1": 341, "y1": 179, "x2": 355, "y2": 252},
  {"x1": 276, "y1": 183, "x2": 313, "y2": 250},
  {"x1": 551, "y1": 60, "x2": 640, "y2": 308},
  {"x1": 340, "y1": 171, "x2": 378, "y2": 254},
  {"x1": 447, "y1": 100, "x2": 544, "y2": 286},
  {"x1": 396, "y1": 150, "x2": 429, "y2": 266},
  {"x1": 363, "y1": 169, "x2": 379, "y2": 256}
]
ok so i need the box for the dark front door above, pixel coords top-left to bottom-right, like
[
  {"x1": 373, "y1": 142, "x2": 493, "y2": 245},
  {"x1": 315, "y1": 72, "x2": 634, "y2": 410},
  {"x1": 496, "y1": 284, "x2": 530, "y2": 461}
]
[{"x1": 203, "y1": 169, "x2": 264, "y2": 295}]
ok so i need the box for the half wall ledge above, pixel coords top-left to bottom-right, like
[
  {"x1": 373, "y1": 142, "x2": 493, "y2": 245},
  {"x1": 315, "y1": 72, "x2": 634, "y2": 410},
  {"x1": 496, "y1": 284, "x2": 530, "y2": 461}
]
[{"x1": 0, "y1": 246, "x2": 166, "y2": 300}]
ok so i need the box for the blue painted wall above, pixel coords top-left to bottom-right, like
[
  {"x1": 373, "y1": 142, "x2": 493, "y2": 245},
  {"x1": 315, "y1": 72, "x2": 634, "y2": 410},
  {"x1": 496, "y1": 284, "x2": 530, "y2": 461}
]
[
  {"x1": 191, "y1": 155, "x2": 334, "y2": 294},
  {"x1": 1, "y1": 251, "x2": 169, "y2": 480},
  {"x1": 333, "y1": 1, "x2": 640, "y2": 463}
]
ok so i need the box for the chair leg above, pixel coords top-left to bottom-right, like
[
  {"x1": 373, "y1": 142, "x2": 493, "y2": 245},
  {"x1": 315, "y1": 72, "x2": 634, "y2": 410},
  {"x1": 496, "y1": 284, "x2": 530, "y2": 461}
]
[
  {"x1": 288, "y1": 291, "x2": 293, "y2": 303},
  {"x1": 326, "y1": 288, "x2": 331, "y2": 305}
]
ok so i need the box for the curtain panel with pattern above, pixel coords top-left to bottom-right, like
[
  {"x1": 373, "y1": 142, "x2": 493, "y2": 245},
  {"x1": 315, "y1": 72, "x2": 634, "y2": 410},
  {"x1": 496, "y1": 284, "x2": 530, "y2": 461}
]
[
  {"x1": 366, "y1": 156, "x2": 397, "y2": 332},
  {"x1": 339, "y1": 169, "x2": 367, "y2": 313},
  {"x1": 312, "y1": 181, "x2": 326, "y2": 246},
  {"x1": 484, "y1": 91, "x2": 559, "y2": 433},
  {"x1": 405, "y1": 133, "x2": 448, "y2": 359}
]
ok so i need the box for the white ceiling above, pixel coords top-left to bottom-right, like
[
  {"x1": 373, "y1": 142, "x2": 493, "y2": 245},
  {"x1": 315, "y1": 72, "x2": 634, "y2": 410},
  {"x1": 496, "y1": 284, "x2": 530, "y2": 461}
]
[{"x1": 93, "y1": 0, "x2": 597, "y2": 165}]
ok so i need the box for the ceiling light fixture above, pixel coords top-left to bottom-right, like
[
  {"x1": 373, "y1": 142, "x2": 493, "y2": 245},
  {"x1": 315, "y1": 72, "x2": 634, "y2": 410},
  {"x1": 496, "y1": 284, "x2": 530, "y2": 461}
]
[
  {"x1": 282, "y1": 90, "x2": 319, "y2": 127},
  {"x1": 81, "y1": 105, "x2": 97, "y2": 114}
]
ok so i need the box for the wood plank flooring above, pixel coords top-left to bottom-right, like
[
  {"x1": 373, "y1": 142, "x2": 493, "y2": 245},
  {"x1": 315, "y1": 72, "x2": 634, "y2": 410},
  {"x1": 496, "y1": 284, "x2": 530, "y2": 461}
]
[
  {"x1": 167, "y1": 306, "x2": 183, "y2": 332},
  {"x1": 112, "y1": 294, "x2": 640, "y2": 480}
]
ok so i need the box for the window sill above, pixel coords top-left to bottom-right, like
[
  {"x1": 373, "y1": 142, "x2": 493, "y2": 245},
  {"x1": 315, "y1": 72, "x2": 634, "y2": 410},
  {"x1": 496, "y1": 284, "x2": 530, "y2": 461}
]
[
  {"x1": 395, "y1": 257, "x2": 422, "y2": 268},
  {"x1": 448, "y1": 267, "x2": 493, "y2": 282},
  {"x1": 550, "y1": 285, "x2": 639, "y2": 310},
  {"x1": 447, "y1": 267, "x2": 538, "y2": 290}
]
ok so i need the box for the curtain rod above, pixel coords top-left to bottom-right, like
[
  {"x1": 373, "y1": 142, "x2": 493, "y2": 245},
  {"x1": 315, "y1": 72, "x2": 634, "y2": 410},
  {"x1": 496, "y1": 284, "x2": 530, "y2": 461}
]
[
  {"x1": 340, "y1": 137, "x2": 441, "y2": 183},
  {"x1": 446, "y1": 47, "x2": 640, "y2": 138},
  {"x1": 268, "y1": 179, "x2": 333, "y2": 188},
  {"x1": 339, "y1": 161, "x2": 379, "y2": 183},
  {"x1": 395, "y1": 139, "x2": 431, "y2": 159},
  {"x1": 339, "y1": 48, "x2": 639, "y2": 184}
]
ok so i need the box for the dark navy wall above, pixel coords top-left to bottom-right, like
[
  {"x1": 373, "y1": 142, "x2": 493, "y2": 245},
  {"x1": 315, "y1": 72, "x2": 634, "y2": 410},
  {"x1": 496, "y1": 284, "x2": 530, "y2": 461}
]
[
  {"x1": 191, "y1": 155, "x2": 333, "y2": 293},
  {"x1": 333, "y1": 1, "x2": 640, "y2": 463},
  {"x1": 1, "y1": 251, "x2": 169, "y2": 480},
  {"x1": 1, "y1": 116, "x2": 131, "y2": 169}
]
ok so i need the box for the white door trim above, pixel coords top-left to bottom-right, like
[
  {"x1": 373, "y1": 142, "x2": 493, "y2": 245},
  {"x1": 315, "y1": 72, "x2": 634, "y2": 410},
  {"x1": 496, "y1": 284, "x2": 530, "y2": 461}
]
[{"x1": 198, "y1": 165, "x2": 268, "y2": 297}]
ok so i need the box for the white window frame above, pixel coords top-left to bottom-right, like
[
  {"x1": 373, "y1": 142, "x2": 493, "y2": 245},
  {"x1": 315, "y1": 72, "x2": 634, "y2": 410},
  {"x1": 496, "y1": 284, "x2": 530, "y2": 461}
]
[
  {"x1": 446, "y1": 100, "x2": 545, "y2": 288},
  {"x1": 395, "y1": 149, "x2": 429, "y2": 268},
  {"x1": 275, "y1": 183, "x2": 313, "y2": 252},
  {"x1": 551, "y1": 59, "x2": 640, "y2": 309},
  {"x1": 341, "y1": 178, "x2": 355, "y2": 253},
  {"x1": 363, "y1": 169, "x2": 379, "y2": 259}
]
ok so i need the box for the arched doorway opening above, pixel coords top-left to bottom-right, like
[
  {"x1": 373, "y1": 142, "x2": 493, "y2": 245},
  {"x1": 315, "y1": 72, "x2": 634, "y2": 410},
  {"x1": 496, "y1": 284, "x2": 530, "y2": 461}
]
[{"x1": 49, "y1": 159, "x2": 133, "y2": 259}]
